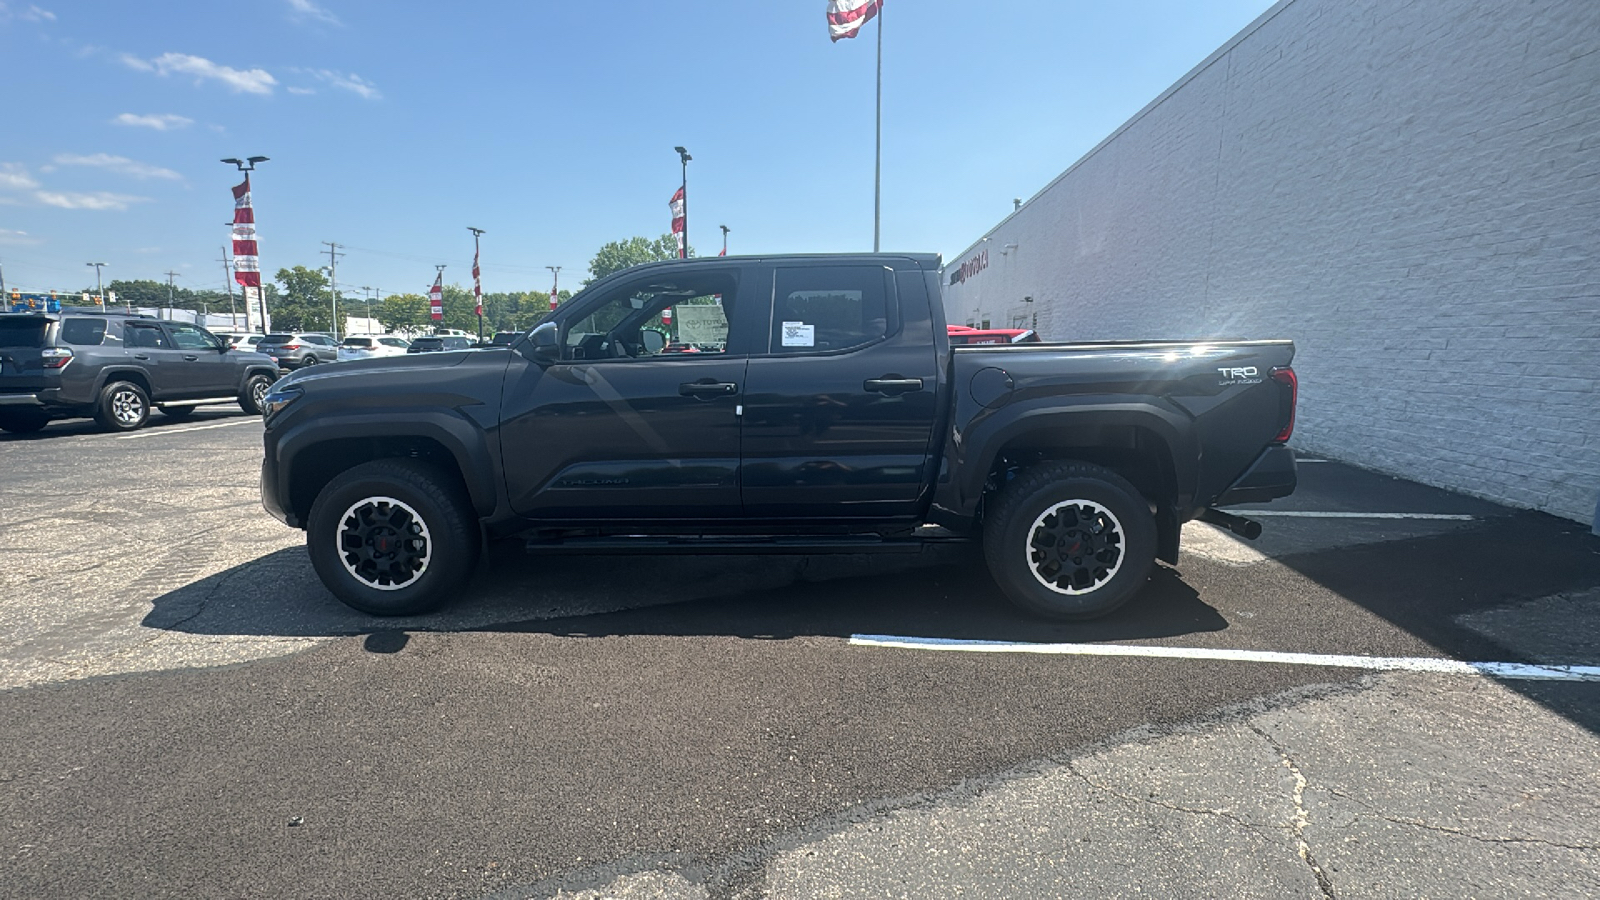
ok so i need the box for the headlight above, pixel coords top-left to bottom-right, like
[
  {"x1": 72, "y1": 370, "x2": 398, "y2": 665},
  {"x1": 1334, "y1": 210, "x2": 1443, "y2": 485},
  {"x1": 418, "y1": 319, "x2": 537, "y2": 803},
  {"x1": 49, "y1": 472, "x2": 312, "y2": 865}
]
[{"x1": 262, "y1": 386, "x2": 303, "y2": 421}]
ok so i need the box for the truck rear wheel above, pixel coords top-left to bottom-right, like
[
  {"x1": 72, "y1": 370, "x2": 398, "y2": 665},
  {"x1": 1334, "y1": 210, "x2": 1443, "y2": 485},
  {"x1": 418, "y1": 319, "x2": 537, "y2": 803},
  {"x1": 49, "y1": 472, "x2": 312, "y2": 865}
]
[
  {"x1": 93, "y1": 380, "x2": 150, "y2": 432},
  {"x1": 983, "y1": 461, "x2": 1157, "y2": 620},
  {"x1": 306, "y1": 459, "x2": 480, "y2": 616}
]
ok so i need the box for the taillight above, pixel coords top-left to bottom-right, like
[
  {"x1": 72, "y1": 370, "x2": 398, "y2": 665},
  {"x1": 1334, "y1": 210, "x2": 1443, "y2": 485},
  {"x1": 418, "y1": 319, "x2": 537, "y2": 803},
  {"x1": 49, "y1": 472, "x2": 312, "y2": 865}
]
[
  {"x1": 41, "y1": 347, "x2": 73, "y2": 369},
  {"x1": 1270, "y1": 366, "x2": 1297, "y2": 443},
  {"x1": 279, "y1": 343, "x2": 301, "y2": 350}
]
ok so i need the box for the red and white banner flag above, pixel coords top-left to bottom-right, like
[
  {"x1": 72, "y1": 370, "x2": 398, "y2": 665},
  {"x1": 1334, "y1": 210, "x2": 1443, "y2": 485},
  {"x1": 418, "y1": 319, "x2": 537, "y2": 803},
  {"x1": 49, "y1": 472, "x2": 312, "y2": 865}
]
[
  {"x1": 827, "y1": 0, "x2": 883, "y2": 41},
  {"x1": 472, "y1": 246, "x2": 482, "y2": 317},
  {"x1": 669, "y1": 186, "x2": 686, "y2": 258},
  {"x1": 428, "y1": 272, "x2": 443, "y2": 322},
  {"x1": 231, "y1": 175, "x2": 260, "y2": 288}
]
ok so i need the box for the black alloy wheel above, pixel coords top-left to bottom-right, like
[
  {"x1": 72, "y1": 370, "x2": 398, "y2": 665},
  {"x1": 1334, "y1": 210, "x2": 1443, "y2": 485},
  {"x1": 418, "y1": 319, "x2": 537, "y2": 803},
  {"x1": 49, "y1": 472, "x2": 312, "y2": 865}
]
[{"x1": 983, "y1": 461, "x2": 1157, "y2": 620}]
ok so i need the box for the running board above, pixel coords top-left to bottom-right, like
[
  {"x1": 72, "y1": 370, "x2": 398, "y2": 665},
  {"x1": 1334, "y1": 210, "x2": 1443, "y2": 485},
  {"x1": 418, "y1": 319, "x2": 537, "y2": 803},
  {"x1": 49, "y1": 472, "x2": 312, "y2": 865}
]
[{"x1": 523, "y1": 533, "x2": 968, "y2": 555}]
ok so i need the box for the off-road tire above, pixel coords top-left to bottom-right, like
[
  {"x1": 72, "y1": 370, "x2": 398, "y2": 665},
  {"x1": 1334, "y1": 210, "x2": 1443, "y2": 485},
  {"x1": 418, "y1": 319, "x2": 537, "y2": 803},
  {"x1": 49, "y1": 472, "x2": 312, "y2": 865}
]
[
  {"x1": 239, "y1": 374, "x2": 273, "y2": 415},
  {"x1": 306, "y1": 459, "x2": 480, "y2": 616},
  {"x1": 982, "y1": 461, "x2": 1157, "y2": 620},
  {"x1": 93, "y1": 380, "x2": 151, "y2": 432},
  {"x1": 0, "y1": 408, "x2": 50, "y2": 434}
]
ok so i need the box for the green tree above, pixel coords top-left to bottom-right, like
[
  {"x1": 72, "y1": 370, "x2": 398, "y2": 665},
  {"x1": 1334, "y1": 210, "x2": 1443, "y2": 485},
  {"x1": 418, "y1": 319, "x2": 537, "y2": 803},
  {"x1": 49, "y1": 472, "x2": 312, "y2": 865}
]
[
  {"x1": 270, "y1": 266, "x2": 334, "y2": 332},
  {"x1": 377, "y1": 293, "x2": 430, "y2": 334},
  {"x1": 586, "y1": 233, "x2": 693, "y2": 284}
]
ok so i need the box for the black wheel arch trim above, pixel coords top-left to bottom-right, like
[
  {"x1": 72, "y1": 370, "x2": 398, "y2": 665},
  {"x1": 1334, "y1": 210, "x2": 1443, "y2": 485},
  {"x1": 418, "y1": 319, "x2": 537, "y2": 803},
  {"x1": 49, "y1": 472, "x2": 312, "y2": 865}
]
[
  {"x1": 929, "y1": 399, "x2": 1198, "y2": 532},
  {"x1": 270, "y1": 410, "x2": 501, "y2": 527}
]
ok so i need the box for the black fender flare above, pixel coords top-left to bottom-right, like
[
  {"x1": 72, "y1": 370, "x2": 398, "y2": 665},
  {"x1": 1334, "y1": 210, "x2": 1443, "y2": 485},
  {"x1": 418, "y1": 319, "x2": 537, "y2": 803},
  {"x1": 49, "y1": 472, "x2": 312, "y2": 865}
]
[
  {"x1": 271, "y1": 409, "x2": 499, "y2": 520},
  {"x1": 932, "y1": 398, "x2": 1198, "y2": 528}
]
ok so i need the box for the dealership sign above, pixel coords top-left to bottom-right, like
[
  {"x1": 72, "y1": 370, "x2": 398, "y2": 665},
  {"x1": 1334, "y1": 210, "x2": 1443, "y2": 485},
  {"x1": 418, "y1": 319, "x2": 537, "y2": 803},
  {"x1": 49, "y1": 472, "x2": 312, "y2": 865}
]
[{"x1": 948, "y1": 248, "x2": 989, "y2": 286}]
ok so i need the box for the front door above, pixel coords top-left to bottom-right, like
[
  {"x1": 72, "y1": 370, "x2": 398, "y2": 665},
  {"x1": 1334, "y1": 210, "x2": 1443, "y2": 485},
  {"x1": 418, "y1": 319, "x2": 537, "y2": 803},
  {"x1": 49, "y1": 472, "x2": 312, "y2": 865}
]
[
  {"x1": 123, "y1": 322, "x2": 187, "y2": 397},
  {"x1": 163, "y1": 323, "x2": 236, "y2": 396},
  {"x1": 499, "y1": 266, "x2": 760, "y2": 520},
  {"x1": 738, "y1": 263, "x2": 941, "y2": 519}
]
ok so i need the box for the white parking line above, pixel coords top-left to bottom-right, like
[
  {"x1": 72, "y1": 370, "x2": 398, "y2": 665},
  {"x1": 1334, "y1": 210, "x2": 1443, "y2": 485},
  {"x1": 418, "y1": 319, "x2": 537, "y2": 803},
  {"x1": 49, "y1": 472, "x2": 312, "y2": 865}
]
[
  {"x1": 849, "y1": 635, "x2": 1600, "y2": 682},
  {"x1": 1294, "y1": 458, "x2": 1331, "y2": 463},
  {"x1": 1243, "y1": 511, "x2": 1476, "y2": 520},
  {"x1": 115, "y1": 418, "x2": 261, "y2": 440}
]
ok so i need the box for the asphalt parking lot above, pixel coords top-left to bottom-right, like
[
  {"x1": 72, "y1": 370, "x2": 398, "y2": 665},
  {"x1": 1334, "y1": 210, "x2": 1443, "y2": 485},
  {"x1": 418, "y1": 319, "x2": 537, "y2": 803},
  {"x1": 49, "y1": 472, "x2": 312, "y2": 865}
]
[{"x1": 2, "y1": 409, "x2": 1598, "y2": 899}]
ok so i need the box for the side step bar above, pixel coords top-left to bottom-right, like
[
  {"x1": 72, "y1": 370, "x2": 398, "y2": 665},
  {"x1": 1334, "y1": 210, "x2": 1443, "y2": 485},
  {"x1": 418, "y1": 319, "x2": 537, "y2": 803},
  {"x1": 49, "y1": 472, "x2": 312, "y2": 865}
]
[
  {"x1": 525, "y1": 533, "x2": 970, "y2": 555},
  {"x1": 1198, "y1": 508, "x2": 1263, "y2": 540}
]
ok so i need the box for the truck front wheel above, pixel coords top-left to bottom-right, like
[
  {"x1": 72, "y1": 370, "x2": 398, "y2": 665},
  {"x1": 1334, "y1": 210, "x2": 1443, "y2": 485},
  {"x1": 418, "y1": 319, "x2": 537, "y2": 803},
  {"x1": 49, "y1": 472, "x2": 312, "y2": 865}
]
[
  {"x1": 983, "y1": 461, "x2": 1157, "y2": 620},
  {"x1": 306, "y1": 459, "x2": 480, "y2": 616}
]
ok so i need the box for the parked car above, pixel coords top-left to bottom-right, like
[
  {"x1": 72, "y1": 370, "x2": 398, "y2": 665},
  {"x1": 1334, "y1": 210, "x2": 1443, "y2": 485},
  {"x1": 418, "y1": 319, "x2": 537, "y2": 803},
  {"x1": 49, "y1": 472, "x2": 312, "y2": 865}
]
[
  {"x1": 488, "y1": 332, "x2": 521, "y2": 346},
  {"x1": 260, "y1": 252, "x2": 1299, "y2": 621},
  {"x1": 214, "y1": 332, "x2": 269, "y2": 351},
  {"x1": 256, "y1": 333, "x2": 338, "y2": 369},
  {"x1": 946, "y1": 325, "x2": 1043, "y2": 345},
  {"x1": 337, "y1": 335, "x2": 411, "y2": 362},
  {"x1": 405, "y1": 335, "x2": 474, "y2": 353},
  {"x1": 0, "y1": 312, "x2": 279, "y2": 433}
]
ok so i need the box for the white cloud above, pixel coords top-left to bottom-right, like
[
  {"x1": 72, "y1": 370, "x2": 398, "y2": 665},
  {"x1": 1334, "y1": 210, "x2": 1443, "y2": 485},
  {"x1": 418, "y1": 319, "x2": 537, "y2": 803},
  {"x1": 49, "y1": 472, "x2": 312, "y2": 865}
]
[
  {"x1": 113, "y1": 112, "x2": 194, "y2": 131},
  {"x1": 21, "y1": 4, "x2": 54, "y2": 21},
  {"x1": 53, "y1": 153, "x2": 183, "y2": 181},
  {"x1": 0, "y1": 228, "x2": 41, "y2": 246},
  {"x1": 286, "y1": 0, "x2": 339, "y2": 26},
  {"x1": 34, "y1": 191, "x2": 148, "y2": 211},
  {"x1": 122, "y1": 52, "x2": 276, "y2": 95},
  {"x1": 308, "y1": 68, "x2": 379, "y2": 100},
  {"x1": 0, "y1": 162, "x2": 40, "y2": 191},
  {"x1": 287, "y1": 86, "x2": 316, "y2": 95}
]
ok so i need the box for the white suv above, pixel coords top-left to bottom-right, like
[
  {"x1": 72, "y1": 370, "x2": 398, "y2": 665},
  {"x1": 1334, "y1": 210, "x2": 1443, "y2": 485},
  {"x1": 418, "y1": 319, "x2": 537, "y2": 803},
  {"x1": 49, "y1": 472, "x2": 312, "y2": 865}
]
[{"x1": 337, "y1": 335, "x2": 411, "y2": 361}]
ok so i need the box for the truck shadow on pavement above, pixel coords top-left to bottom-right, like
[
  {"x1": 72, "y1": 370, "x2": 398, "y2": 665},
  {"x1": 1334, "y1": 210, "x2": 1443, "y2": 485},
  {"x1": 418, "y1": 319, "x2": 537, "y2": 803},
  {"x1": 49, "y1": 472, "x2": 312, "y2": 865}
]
[{"x1": 141, "y1": 542, "x2": 1227, "y2": 646}]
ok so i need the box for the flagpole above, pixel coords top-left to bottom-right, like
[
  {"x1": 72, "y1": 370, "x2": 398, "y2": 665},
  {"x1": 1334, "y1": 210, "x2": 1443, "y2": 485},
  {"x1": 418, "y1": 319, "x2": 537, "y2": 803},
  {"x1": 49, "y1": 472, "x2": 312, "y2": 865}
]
[{"x1": 873, "y1": 0, "x2": 883, "y2": 252}]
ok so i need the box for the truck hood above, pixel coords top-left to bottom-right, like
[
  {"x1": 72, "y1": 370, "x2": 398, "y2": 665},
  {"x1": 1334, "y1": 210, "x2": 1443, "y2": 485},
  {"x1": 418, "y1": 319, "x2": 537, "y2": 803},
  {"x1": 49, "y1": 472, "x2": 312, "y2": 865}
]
[{"x1": 280, "y1": 347, "x2": 504, "y2": 388}]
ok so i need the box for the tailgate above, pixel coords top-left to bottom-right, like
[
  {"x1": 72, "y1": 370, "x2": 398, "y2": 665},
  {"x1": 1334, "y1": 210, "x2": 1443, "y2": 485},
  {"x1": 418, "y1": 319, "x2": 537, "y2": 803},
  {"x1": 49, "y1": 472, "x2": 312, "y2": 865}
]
[
  {"x1": 0, "y1": 317, "x2": 52, "y2": 391},
  {"x1": 1172, "y1": 342, "x2": 1297, "y2": 507}
]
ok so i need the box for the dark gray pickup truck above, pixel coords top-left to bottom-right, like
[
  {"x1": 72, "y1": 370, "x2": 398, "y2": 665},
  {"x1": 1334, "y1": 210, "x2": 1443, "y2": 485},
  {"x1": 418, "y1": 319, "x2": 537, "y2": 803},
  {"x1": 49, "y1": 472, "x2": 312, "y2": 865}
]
[{"x1": 260, "y1": 253, "x2": 1297, "y2": 620}]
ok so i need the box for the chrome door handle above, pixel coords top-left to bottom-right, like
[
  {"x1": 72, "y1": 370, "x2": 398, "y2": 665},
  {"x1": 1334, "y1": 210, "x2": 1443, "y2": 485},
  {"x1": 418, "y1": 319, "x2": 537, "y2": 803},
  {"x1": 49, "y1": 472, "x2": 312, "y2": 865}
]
[
  {"x1": 133, "y1": 354, "x2": 150, "y2": 360},
  {"x1": 183, "y1": 355, "x2": 199, "y2": 361}
]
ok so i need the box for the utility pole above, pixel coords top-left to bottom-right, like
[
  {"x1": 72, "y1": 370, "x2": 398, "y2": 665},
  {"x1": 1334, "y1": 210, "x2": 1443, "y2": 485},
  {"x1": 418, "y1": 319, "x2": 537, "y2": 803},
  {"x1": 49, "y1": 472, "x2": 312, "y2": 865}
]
[
  {"x1": 546, "y1": 266, "x2": 561, "y2": 311},
  {"x1": 164, "y1": 270, "x2": 180, "y2": 320},
  {"x1": 218, "y1": 246, "x2": 237, "y2": 328},
  {"x1": 359, "y1": 285, "x2": 374, "y2": 328},
  {"x1": 321, "y1": 240, "x2": 344, "y2": 339}
]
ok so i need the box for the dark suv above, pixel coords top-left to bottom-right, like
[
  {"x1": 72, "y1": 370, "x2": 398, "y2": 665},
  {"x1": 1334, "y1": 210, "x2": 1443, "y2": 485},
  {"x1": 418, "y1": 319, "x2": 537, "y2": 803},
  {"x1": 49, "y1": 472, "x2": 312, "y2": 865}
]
[
  {"x1": 257, "y1": 333, "x2": 339, "y2": 369},
  {"x1": 0, "y1": 312, "x2": 280, "y2": 433}
]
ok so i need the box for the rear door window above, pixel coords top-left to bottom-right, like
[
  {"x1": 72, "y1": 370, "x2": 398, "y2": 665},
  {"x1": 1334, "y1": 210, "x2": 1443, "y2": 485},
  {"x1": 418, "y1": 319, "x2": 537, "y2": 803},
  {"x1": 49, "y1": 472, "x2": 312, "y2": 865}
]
[
  {"x1": 0, "y1": 318, "x2": 47, "y2": 348},
  {"x1": 768, "y1": 266, "x2": 890, "y2": 355},
  {"x1": 125, "y1": 323, "x2": 170, "y2": 348}
]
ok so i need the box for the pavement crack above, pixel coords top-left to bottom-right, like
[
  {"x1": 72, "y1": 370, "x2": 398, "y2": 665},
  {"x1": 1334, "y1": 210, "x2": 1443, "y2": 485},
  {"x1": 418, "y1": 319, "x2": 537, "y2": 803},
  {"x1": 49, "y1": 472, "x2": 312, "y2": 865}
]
[
  {"x1": 1326, "y1": 789, "x2": 1600, "y2": 852},
  {"x1": 1062, "y1": 759, "x2": 1271, "y2": 837},
  {"x1": 1250, "y1": 723, "x2": 1337, "y2": 900}
]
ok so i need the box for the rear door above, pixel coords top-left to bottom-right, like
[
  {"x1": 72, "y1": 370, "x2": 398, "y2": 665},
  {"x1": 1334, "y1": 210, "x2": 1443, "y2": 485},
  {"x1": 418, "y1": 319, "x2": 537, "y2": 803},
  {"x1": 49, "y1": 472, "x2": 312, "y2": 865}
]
[
  {"x1": 738, "y1": 263, "x2": 941, "y2": 519},
  {"x1": 499, "y1": 264, "x2": 760, "y2": 519},
  {"x1": 123, "y1": 322, "x2": 187, "y2": 397}
]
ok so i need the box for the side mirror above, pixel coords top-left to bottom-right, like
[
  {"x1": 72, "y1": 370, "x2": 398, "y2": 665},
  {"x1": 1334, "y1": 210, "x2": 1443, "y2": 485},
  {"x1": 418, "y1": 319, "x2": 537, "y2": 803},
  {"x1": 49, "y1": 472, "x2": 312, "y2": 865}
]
[
  {"x1": 526, "y1": 321, "x2": 561, "y2": 365},
  {"x1": 641, "y1": 330, "x2": 666, "y2": 355}
]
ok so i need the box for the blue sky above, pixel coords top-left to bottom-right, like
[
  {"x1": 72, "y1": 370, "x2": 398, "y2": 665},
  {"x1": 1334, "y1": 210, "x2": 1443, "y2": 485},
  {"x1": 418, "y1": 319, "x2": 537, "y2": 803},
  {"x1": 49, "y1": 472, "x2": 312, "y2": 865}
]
[{"x1": 0, "y1": 0, "x2": 1275, "y2": 298}]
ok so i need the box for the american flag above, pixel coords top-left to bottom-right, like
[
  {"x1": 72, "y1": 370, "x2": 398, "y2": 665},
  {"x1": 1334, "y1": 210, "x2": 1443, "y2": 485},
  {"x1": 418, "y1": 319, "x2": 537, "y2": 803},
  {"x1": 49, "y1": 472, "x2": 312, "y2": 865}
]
[
  {"x1": 669, "y1": 186, "x2": 686, "y2": 258},
  {"x1": 827, "y1": 0, "x2": 883, "y2": 41},
  {"x1": 231, "y1": 176, "x2": 259, "y2": 288},
  {"x1": 429, "y1": 272, "x2": 443, "y2": 322}
]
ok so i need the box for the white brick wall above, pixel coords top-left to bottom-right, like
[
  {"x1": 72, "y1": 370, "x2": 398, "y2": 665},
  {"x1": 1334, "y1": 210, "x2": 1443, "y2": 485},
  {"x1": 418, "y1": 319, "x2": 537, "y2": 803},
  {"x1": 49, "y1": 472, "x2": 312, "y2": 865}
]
[{"x1": 944, "y1": 0, "x2": 1600, "y2": 524}]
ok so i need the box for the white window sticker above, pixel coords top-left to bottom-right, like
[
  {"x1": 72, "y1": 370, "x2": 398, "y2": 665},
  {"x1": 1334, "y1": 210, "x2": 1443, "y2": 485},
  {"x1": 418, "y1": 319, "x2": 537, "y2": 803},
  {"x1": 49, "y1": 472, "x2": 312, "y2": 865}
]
[{"x1": 781, "y1": 321, "x2": 815, "y2": 347}]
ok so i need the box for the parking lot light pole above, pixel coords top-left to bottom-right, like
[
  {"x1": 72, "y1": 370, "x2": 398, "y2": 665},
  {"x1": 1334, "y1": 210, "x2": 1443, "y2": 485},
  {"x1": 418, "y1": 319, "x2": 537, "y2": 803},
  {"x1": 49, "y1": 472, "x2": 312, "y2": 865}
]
[
  {"x1": 86, "y1": 262, "x2": 106, "y2": 309},
  {"x1": 221, "y1": 156, "x2": 269, "y2": 331},
  {"x1": 720, "y1": 225, "x2": 729, "y2": 256},
  {"x1": 674, "y1": 146, "x2": 691, "y2": 258}
]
